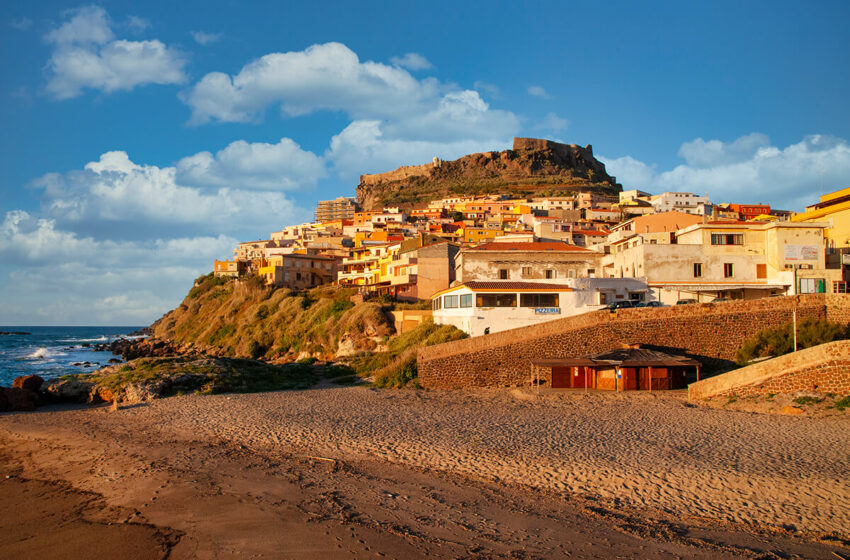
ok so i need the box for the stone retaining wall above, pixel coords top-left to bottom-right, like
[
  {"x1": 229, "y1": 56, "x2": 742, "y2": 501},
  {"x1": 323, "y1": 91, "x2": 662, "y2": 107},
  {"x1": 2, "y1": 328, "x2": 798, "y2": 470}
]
[
  {"x1": 687, "y1": 340, "x2": 850, "y2": 399},
  {"x1": 418, "y1": 294, "x2": 850, "y2": 389}
]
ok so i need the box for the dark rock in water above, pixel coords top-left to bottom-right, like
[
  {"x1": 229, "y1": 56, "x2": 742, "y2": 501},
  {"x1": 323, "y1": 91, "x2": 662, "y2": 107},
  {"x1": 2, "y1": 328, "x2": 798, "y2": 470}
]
[
  {"x1": 12, "y1": 375, "x2": 44, "y2": 393},
  {"x1": 0, "y1": 331, "x2": 31, "y2": 335},
  {"x1": 81, "y1": 343, "x2": 91, "y2": 348},
  {"x1": 108, "y1": 358, "x2": 123, "y2": 364},
  {"x1": 128, "y1": 326, "x2": 152, "y2": 337},
  {"x1": 100, "y1": 337, "x2": 180, "y2": 361},
  {"x1": 0, "y1": 387, "x2": 39, "y2": 411}
]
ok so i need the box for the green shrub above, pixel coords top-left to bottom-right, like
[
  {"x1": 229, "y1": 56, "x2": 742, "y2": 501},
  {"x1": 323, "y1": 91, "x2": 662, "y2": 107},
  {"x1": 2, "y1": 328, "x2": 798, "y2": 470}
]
[
  {"x1": 835, "y1": 396, "x2": 850, "y2": 411},
  {"x1": 793, "y1": 396, "x2": 823, "y2": 406},
  {"x1": 735, "y1": 317, "x2": 849, "y2": 365}
]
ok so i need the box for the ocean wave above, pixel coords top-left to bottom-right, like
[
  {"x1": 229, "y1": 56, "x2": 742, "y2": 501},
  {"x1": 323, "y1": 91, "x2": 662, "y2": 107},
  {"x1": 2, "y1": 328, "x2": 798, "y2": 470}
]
[
  {"x1": 58, "y1": 335, "x2": 111, "y2": 343},
  {"x1": 26, "y1": 347, "x2": 66, "y2": 360}
]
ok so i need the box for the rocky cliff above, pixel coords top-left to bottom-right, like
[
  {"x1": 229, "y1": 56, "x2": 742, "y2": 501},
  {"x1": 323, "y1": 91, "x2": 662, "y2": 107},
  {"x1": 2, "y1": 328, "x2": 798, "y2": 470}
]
[{"x1": 356, "y1": 137, "x2": 621, "y2": 210}]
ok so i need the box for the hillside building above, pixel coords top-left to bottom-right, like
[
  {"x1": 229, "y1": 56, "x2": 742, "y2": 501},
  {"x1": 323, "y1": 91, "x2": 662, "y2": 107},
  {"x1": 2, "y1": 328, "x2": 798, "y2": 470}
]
[
  {"x1": 455, "y1": 241, "x2": 603, "y2": 283},
  {"x1": 315, "y1": 197, "x2": 358, "y2": 222},
  {"x1": 604, "y1": 220, "x2": 842, "y2": 303}
]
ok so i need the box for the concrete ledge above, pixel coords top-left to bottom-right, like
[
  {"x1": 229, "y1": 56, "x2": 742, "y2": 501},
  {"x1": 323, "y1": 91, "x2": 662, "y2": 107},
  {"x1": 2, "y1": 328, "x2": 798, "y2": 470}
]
[{"x1": 687, "y1": 340, "x2": 850, "y2": 400}]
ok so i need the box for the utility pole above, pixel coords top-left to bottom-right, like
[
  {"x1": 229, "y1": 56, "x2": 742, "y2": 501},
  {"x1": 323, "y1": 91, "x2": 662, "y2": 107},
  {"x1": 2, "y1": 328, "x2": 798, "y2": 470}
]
[{"x1": 793, "y1": 310, "x2": 798, "y2": 352}]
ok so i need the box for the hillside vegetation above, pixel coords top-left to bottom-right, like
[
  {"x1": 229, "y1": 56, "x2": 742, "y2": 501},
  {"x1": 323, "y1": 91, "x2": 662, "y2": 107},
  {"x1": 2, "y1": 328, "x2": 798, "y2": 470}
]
[
  {"x1": 735, "y1": 317, "x2": 850, "y2": 365},
  {"x1": 150, "y1": 274, "x2": 466, "y2": 387},
  {"x1": 154, "y1": 274, "x2": 392, "y2": 360}
]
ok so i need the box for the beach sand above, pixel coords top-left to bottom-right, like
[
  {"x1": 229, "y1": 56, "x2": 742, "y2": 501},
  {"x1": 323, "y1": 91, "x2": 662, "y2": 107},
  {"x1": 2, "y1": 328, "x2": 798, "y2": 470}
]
[{"x1": 1, "y1": 387, "x2": 848, "y2": 559}]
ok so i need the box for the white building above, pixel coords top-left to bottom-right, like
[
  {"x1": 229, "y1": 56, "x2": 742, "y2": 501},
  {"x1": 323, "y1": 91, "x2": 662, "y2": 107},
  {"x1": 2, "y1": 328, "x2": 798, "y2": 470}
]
[
  {"x1": 650, "y1": 192, "x2": 711, "y2": 215},
  {"x1": 431, "y1": 278, "x2": 649, "y2": 337}
]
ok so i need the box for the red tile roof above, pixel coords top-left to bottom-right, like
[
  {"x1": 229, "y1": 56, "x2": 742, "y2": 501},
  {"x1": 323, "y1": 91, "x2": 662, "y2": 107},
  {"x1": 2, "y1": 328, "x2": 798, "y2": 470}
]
[
  {"x1": 572, "y1": 229, "x2": 610, "y2": 236},
  {"x1": 470, "y1": 241, "x2": 591, "y2": 252}
]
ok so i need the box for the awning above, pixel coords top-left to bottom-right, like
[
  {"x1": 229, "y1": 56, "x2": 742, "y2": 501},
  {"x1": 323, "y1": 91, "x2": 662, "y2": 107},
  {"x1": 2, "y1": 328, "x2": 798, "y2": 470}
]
[{"x1": 652, "y1": 283, "x2": 788, "y2": 292}]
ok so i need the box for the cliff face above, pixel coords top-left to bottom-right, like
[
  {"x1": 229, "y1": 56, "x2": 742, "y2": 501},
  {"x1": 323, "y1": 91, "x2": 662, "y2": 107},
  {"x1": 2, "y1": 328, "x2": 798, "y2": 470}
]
[{"x1": 356, "y1": 137, "x2": 621, "y2": 210}]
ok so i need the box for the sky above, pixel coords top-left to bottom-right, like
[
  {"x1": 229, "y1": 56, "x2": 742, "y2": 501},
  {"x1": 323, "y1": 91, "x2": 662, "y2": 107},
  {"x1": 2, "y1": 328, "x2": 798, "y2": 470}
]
[{"x1": 1, "y1": 0, "x2": 849, "y2": 325}]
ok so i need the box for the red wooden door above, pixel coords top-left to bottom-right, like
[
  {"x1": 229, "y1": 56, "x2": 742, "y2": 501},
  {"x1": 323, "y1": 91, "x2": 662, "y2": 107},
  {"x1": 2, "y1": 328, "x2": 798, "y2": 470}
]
[
  {"x1": 572, "y1": 366, "x2": 587, "y2": 388},
  {"x1": 551, "y1": 367, "x2": 571, "y2": 388}
]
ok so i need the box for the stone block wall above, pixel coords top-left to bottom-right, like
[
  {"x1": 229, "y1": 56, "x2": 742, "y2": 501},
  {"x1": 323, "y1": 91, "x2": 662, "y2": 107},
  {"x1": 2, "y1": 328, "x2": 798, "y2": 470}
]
[
  {"x1": 688, "y1": 340, "x2": 850, "y2": 399},
  {"x1": 418, "y1": 295, "x2": 850, "y2": 389}
]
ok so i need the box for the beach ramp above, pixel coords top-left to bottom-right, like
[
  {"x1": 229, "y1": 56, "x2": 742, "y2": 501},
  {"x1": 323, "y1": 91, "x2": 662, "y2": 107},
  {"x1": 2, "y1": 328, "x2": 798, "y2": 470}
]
[{"x1": 687, "y1": 340, "x2": 850, "y2": 400}]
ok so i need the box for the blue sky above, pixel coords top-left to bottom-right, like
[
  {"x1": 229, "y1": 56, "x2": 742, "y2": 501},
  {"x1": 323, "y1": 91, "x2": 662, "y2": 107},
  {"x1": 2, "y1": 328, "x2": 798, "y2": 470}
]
[{"x1": 1, "y1": 0, "x2": 849, "y2": 325}]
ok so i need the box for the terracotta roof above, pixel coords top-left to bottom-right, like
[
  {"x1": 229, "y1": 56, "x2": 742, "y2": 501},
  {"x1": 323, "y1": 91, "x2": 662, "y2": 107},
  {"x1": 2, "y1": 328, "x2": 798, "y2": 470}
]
[
  {"x1": 462, "y1": 281, "x2": 574, "y2": 291},
  {"x1": 572, "y1": 229, "x2": 609, "y2": 236},
  {"x1": 470, "y1": 241, "x2": 591, "y2": 252}
]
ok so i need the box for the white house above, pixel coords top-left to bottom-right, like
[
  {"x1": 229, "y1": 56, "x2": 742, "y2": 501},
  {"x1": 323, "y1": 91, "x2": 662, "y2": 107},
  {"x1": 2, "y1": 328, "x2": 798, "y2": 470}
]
[{"x1": 431, "y1": 278, "x2": 650, "y2": 336}]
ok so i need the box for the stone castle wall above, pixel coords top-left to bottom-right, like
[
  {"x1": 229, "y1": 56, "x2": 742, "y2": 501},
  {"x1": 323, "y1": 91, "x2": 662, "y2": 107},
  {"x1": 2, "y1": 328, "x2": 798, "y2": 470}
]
[
  {"x1": 359, "y1": 161, "x2": 438, "y2": 186},
  {"x1": 417, "y1": 295, "x2": 850, "y2": 389},
  {"x1": 688, "y1": 340, "x2": 850, "y2": 399}
]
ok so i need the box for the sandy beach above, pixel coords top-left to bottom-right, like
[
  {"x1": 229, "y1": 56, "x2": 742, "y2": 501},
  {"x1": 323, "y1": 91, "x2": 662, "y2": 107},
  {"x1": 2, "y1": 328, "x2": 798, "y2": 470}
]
[{"x1": 1, "y1": 387, "x2": 848, "y2": 559}]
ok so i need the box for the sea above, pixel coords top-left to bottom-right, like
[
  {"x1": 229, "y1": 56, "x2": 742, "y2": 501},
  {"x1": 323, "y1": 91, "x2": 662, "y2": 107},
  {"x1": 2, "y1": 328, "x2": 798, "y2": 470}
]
[{"x1": 0, "y1": 326, "x2": 144, "y2": 387}]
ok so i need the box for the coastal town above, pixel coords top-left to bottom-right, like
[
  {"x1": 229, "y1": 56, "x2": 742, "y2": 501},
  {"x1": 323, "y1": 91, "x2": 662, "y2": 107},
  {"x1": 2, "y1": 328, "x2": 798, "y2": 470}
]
[{"x1": 214, "y1": 138, "x2": 850, "y2": 340}]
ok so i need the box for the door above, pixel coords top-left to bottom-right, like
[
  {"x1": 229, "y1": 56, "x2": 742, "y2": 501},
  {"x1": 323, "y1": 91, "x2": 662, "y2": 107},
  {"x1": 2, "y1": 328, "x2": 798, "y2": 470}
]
[
  {"x1": 551, "y1": 367, "x2": 572, "y2": 388},
  {"x1": 623, "y1": 368, "x2": 638, "y2": 390},
  {"x1": 572, "y1": 366, "x2": 587, "y2": 388}
]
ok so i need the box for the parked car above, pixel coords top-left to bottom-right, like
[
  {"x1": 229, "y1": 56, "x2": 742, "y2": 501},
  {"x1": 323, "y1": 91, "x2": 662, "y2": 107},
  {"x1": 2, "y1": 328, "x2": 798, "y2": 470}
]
[
  {"x1": 604, "y1": 301, "x2": 634, "y2": 310},
  {"x1": 712, "y1": 297, "x2": 730, "y2": 302},
  {"x1": 634, "y1": 301, "x2": 663, "y2": 308},
  {"x1": 676, "y1": 299, "x2": 698, "y2": 305}
]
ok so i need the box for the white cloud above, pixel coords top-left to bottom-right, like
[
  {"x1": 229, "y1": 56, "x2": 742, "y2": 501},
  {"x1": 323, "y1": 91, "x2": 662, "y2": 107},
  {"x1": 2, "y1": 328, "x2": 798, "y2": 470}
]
[
  {"x1": 0, "y1": 136, "x2": 319, "y2": 324},
  {"x1": 10, "y1": 17, "x2": 32, "y2": 31},
  {"x1": 44, "y1": 6, "x2": 187, "y2": 99},
  {"x1": 182, "y1": 42, "x2": 522, "y2": 181},
  {"x1": 602, "y1": 134, "x2": 850, "y2": 210},
  {"x1": 534, "y1": 112, "x2": 568, "y2": 133},
  {"x1": 126, "y1": 16, "x2": 150, "y2": 33},
  {"x1": 182, "y1": 42, "x2": 440, "y2": 124},
  {"x1": 31, "y1": 149, "x2": 309, "y2": 238},
  {"x1": 474, "y1": 80, "x2": 500, "y2": 99},
  {"x1": 677, "y1": 133, "x2": 771, "y2": 168},
  {"x1": 389, "y1": 52, "x2": 432, "y2": 70},
  {"x1": 176, "y1": 137, "x2": 326, "y2": 190},
  {"x1": 192, "y1": 30, "x2": 222, "y2": 45},
  {"x1": 0, "y1": 210, "x2": 239, "y2": 324},
  {"x1": 527, "y1": 85, "x2": 550, "y2": 99}
]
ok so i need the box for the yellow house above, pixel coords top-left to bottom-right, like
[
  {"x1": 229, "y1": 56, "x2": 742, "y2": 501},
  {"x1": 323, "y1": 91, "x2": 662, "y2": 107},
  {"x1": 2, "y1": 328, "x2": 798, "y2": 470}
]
[
  {"x1": 792, "y1": 187, "x2": 850, "y2": 256},
  {"x1": 460, "y1": 227, "x2": 504, "y2": 245}
]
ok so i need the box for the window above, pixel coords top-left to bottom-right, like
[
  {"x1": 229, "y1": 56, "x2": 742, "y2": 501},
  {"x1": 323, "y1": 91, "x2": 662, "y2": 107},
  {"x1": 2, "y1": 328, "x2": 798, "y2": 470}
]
[
  {"x1": 711, "y1": 233, "x2": 744, "y2": 245},
  {"x1": 799, "y1": 278, "x2": 826, "y2": 294},
  {"x1": 723, "y1": 263, "x2": 734, "y2": 278},
  {"x1": 521, "y1": 266, "x2": 532, "y2": 277},
  {"x1": 432, "y1": 297, "x2": 441, "y2": 311},
  {"x1": 476, "y1": 293, "x2": 516, "y2": 307},
  {"x1": 499, "y1": 269, "x2": 508, "y2": 280},
  {"x1": 520, "y1": 293, "x2": 559, "y2": 307},
  {"x1": 545, "y1": 269, "x2": 554, "y2": 279},
  {"x1": 756, "y1": 264, "x2": 767, "y2": 279},
  {"x1": 567, "y1": 269, "x2": 576, "y2": 278},
  {"x1": 444, "y1": 295, "x2": 458, "y2": 308},
  {"x1": 588, "y1": 268, "x2": 596, "y2": 278},
  {"x1": 693, "y1": 263, "x2": 703, "y2": 278},
  {"x1": 629, "y1": 292, "x2": 644, "y2": 302},
  {"x1": 460, "y1": 294, "x2": 473, "y2": 308}
]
